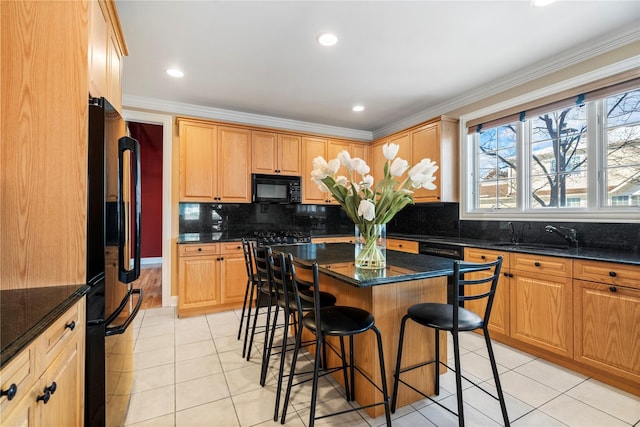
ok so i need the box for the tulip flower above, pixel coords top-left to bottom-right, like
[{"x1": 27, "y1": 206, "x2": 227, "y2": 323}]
[{"x1": 382, "y1": 143, "x2": 399, "y2": 160}]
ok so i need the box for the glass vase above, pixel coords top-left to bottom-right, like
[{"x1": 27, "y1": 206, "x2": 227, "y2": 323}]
[{"x1": 354, "y1": 223, "x2": 386, "y2": 269}]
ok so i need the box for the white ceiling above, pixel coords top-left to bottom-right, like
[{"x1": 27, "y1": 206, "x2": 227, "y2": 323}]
[{"x1": 116, "y1": 1, "x2": 640, "y2": 138}]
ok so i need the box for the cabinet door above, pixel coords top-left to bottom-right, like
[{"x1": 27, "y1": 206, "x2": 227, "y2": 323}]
[
  {"x1": 371, "y1": 133, "x2": 411, "y2": 183},
  {"x1": 327, "y1": 140, "x2": 350, "y2": 177},
  {"x1": 178, "y1": 256, "x2": 220, "y2": 314},
  {"x1": 278, "y1": 134, "x2": 301, "y2": 175},
  {"x1": 36, "y1": 333, "x2": 84, "y2": 427},
  {"x1": 107, "y1": 30, "x2": 123, "y2": 112},
  {"x1": 0, "y1": 343, "x2": 37, "y2": 427},
  {"x1": 411, "y1": 123, "x2": 441, "y2": 202},
  {"x1": 510, "y1": 271, "x2": 573, "y2": 358},
  {"x1": 218, "y1": 126, "x2": 251, "y2": 202},
  {"x1": 302, "y1": 137, "x2": 329, "y2": 204},
  {"x1": 179, "y1": 121, "x2": 217, "y2": 202},
  {"x1": 574, "y1": 280, "x2": 640, "y2": 382},
  {"x1": 463, "y1": 248, "x2": 510, "y2": 336},
  {"x1": 220, "y1": 255, "x2": 247, "y2": 305},
  {"x1": 88, "y1": 0, "x2": 108, "y2": 99},
  {"x1": 252, "y1": 130, "x2": 278, "y2": 174}
]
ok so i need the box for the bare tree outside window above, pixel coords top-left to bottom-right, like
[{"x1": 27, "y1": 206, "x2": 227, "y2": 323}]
[{"x1": 473, "y1": 87, "x2": 640, "y2": 212}]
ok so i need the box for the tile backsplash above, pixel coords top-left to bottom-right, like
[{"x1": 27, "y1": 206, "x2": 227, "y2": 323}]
[{"x1": 179, "y1": 202, "x2": 639, "y2": 254}]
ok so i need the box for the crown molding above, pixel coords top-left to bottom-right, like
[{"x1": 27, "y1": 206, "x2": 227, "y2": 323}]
[
  {"x1": 121, "y1": 95, "x2": 374, "y2": 141},
  {"x1": 372, "y1": 23, "x2": 640, "y2": 140}
]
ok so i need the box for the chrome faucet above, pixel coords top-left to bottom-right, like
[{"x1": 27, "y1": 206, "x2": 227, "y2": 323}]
[
  {"x1": 508, "y1": 221, "x2": 517, "y2": 243},
  {"x1": 545, "y1": 225, "x2": 578, "y2": 247}
]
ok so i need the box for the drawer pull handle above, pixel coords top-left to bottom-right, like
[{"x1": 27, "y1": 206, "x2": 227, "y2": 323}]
[
  {"x1": 1, "y1": 383, "x2": 17, "y2": 401},
  {"x1": 481, "y1": 255, "x2": 486, "y2": 260},
  {"x1": 503, "y1": 272, "x2": 509, "y2": 277},
  {"x1": 609, "y1": 271, "x2": 617, "y2": 277},
  {"x1": 65, "y1": 321, "x2": 76, "y2": 331},
  {"x1": 534, "y1": 262, "x2": 541, "y2": 267},
  {"x1": 36, "y1": 382, "x2": 56, "y2": 404},
  {"x1": 198, "y1": 248, "x2": 202, "y2": 252},
  {"x1": 609, "y1": 286, "x2": 617, "y2": 292}
]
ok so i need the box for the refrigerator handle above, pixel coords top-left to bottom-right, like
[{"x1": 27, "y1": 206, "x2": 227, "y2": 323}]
[
  {"x1": 105, "y1": 289, "x2": 143, "y2": 336},
  {"x1": 118, "y1": 136, "x2": 141, "y2": 283}
]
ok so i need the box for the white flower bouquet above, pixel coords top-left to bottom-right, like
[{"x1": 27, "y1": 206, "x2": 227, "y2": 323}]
[{"x1": 311, "y1": 143, "x2": 438, "y2": 268}]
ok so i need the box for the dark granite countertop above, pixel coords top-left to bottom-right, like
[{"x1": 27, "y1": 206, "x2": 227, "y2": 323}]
[
  {"x1": 1, "y1": 284, "x2": 89, "y2": 368},
  {"x1": 272, "y1": 243, "x2": 485, "y2": 287},
  {"x1": 389, "y1": 233, "x2": 640, "y2": 266},
  {"x1": 178, "y1": 232, "x2": 245, "y2": 244}
]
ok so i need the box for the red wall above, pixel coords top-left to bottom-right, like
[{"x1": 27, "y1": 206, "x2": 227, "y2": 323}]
[{"x1": 128, "y1": 122, "x2": 163, "y2": 258}]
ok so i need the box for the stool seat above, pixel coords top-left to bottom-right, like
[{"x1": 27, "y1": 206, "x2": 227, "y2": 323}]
[
  {"x1": 302, "y1": 306, "x2": 375, "y2": 336},
  {"x1": 407, "y1": 303, "x2": 482, "y2": 331}
]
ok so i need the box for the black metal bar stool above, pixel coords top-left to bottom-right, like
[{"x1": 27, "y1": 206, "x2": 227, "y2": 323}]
[
  {"x1": 265, "y1": 250, "x2": 337, "y2": 421},
  {"x1": 245, "y1": 245, "x2": 278, "y2": 362},
  {"x1": 391, "y1": 256, "x2": 509, "y2": 427},
  {"x1": 281, "y1": 254, "x2": 392, "y2": 427},
  {"x1": 237, "y1": 238, "x2": 262, "y2": 357}
]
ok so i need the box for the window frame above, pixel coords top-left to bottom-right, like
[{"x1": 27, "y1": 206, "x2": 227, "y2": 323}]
[{"x1": 460, "y1": 63, "x2": 640, "y2": 223}]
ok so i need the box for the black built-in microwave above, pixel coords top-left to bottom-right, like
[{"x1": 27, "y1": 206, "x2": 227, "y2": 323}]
[{"x1": 252, "y1": 174, "x2": 302, "y2": 203}]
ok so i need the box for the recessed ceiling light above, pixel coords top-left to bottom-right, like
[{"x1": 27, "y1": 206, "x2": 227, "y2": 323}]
[
  {"x1": 352, "y1": 105, "x2": 365, "y2": 112},
  {"x1": 166, "y1": 68, "x2": 184, "y2": 78},
  {"x1": 317, "y1": 33, "x2": 338, "y2": 47},
  {"x1": 531, "y1": 0, "x2": 556, "y2": 6}
]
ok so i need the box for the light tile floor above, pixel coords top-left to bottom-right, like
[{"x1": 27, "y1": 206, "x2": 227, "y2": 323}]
[{"x1": 123, "y1": 306, "x2": 640, "y2": 427}]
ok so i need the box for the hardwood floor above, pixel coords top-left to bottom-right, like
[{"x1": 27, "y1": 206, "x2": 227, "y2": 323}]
[{"x1": 133, "y1": 265, "x2": 162, "y2": 310}]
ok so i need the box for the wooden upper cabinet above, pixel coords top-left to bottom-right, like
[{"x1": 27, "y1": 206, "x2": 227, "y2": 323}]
[
  {"x1": 218, "y1": 126, "x2": 251, "y2": 202},
  {"x1": 251, "y1": 131, "x2": 301, "y2": 175},
  {"x1": 88, "y1": 0, "x2": 127, "y2": 112},
  {"x1": 371, "y1": 117, "x2": 458, "y2": 203},
  {"x1": 278, "y1": 134, "x2": 302, "y2": 175},
  {"x1": 179, "y1": 120, "x2": 218, "y2": 201},
  {"x1": 411, "y1": 123, "x2": 441, "y2": 202},
  {"x1": 371, "y1": 132, "x2": 412, "y2": 183},
  {"x1": 178, "y1": 120, "x2": 251, "y2": 203},
  {"x1": 302, "y1": 137, "x2": 331, "y2": 204},
  {"x1": 2, "y1": 0, "x2": 89, "y2": 288},
  {"x1": 327, "y1": 140, "x2": 350, "y2": 182},
  {"x1": 89, "y1": 0, "x2": 108, "y2": 99}
]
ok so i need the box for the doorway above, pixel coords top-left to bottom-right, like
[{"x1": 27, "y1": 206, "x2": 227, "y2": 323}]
[{"x1": 122, "y1": 109, "x2": 173, "y2": 308}]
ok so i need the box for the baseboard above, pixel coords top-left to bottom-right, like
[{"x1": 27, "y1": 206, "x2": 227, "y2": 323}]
[{"x1": 141, "y1": 257, "x2": 162, "y2": 266}]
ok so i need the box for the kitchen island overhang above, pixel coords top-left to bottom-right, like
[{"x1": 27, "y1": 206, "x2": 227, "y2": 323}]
[
  {"x1": 273, "y1": 242, "x2": 486, "y2": 287},
  {"x1": 270, "y1": 242, "x2": 485, "y2": 417}
]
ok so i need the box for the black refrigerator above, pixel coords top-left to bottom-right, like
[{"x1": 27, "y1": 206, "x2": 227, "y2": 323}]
[{"x1": 86, "y1": 97, "x2": 144, "y2": 427}]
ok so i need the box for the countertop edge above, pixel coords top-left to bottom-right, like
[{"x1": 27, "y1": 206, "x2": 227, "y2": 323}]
[{"x1": 0, "y1": 285, "x2": 90, "y2": 369}]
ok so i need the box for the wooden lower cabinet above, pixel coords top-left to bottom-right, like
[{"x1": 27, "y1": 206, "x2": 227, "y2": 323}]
[
  {"x1": 387, "y1": 238, "x2": 418, "y2": 254},
  {"x1": 0, "y1": 298, "x2": 85, "y2": 427},
  {"x1": 463, "y1": 248, "x2": 510, "y2": 336},
  {"x1": 510, "y1": 268, "x2": 573, "y2": 358},
  {"x1": 574, "y1": 280, "x2": 640, "y2": 382},
  {"x1": 178, "y1": 242, "x2": 246, "y2": 317},
  {"x1": 573, "y1": 259, "x2": 640, "y2": 392}
]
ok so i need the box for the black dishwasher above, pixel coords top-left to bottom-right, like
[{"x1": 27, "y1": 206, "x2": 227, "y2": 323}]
[{"x1": 418, "y1": 241, "x2": 464, "y2": 305}]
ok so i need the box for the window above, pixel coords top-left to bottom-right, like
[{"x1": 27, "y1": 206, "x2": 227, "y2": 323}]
[{"x1": 464, "y1": 84, "x2": 640, "y2": 220}]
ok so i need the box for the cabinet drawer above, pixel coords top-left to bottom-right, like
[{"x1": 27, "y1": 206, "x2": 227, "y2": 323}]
[
  {"x1": 36, "y1": 300, "x2": 85, "y2": 373},
  {"x1": 574, "y1": 260, "x2": 640, "y2": 289},
  {"x1": 220, "y1": 241, "x2": 243, "y2": 255},
  {"x1": 464, "y1": 247, "x2": 509, "y2": 268},
  {"x1": 387, "y1": 239, "x2": 418, "y2": 254},
  {"x1": 510, "y1": 253, "x2": 572, "y2": 277},
  {"x1": 0, "y1": 343, "x2": 36, "y2": 412},
  {"x1": 178, "y1": 243, "x2": 219, "y2": 257}
]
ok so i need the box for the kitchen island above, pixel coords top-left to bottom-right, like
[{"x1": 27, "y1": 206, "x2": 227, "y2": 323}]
[{"x1": 272, "y1": 243, "x2": 481, "y2": 417}]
